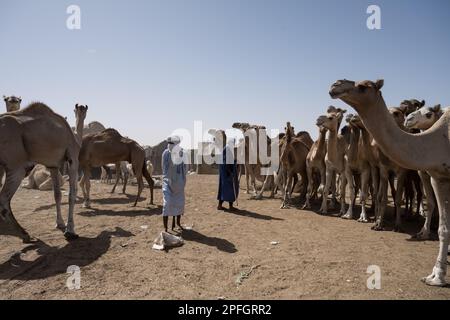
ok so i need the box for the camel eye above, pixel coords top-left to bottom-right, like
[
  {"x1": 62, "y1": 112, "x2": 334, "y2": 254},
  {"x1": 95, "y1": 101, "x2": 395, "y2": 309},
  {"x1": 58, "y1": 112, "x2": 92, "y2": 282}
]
[
  {"x1": 327, "y1": 116, "x2": 333, "y2": 120},
  {"x1": 357, "y1": 85, "x2": 367, "y2": 93},
  {"x1": 426, "y1": 113, "x2": 432, "y2": 119}
]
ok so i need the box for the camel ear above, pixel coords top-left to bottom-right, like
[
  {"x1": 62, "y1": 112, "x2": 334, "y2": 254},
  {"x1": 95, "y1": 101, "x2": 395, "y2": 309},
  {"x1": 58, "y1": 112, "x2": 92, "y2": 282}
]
[
  {"x1": 327, "y1": 106, "x2": 337, "y2": 113},
  {"x1": 86, "y1": 105, "x2": 89, "y2": 110},
  {"x1": 75, "y1": 103, "x2": 79, "y2": 109},
  {"x1": 3, "y1": 95, "x2": 6, "y2": 101},
  {"x1": 337, "y1": 108, "x2": 347, "y2": 114},
  {"x1": 375, "y1": 79, "x2": 384, "y2": 90},
  {"x1": 421, "y1": 100, "x2": 426, "y2": 107},
  {"x1": 432, "y1": 104, "x2": 441, "y2": 113}
]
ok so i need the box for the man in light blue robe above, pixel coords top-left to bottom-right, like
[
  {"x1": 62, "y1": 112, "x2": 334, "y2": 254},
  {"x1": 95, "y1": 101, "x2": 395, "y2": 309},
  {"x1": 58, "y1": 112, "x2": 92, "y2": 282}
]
[{"x1": 162, "y1": 135, "x2": 187, "y2": 231}]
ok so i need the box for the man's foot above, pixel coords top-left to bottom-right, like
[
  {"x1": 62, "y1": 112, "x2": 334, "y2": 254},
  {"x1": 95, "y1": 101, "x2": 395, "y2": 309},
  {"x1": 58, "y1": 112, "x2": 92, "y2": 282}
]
[{"x1": 217, "y1": 205, "x2": 226, "y2": 211}]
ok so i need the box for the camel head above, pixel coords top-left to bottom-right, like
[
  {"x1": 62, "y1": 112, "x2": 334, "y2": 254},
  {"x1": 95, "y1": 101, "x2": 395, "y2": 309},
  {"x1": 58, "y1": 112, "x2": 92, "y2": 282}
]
[
  {"x1": 208, "y1": 128, "x2": 226, "y2": 148},
  {"x1": 329, "y1": 79, "x2": 384, "y2": 112},
  {"x1": 388, "y1": 107, "x2": 406, "y2": 128},
  {"x1": 74, "y1": 104, "x2": 88, "y2": 122},
  {"x1": 3, "y1": 95, "x2": 22, "y2": 112},
  {"x1": 346, "y1": 113, "x2": 365, "y2": 130},
  {"x1": 404, "y1": 104, "x2": 442, "y2": 131},
  {"x1": 316, "y1": 106, "x2": 347, "y2": 132},
  {"x1": 232, "y1": 122, "x2": 251, "y2": 131},
  {"x1": 399, "y1": 99, "x2": 425, "y2": 116}
]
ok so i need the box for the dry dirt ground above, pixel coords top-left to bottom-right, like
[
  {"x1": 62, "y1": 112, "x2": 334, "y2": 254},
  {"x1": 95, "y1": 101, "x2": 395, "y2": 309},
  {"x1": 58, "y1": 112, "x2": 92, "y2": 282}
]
[{"x1": 0, "y1": 174, "x2": 449, "y2": 300}]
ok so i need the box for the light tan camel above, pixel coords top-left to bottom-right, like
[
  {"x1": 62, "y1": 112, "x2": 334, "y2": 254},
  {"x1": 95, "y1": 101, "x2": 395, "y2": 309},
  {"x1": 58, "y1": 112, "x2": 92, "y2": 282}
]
[
  {"x1": 231, "y1": 122, "x2": 269, "y2": 195},
  {"x1": 111, "y1": 161, "x2": 130, "y2": 194},
  {"x1": 79, "y1": 129, "x2": 154, "y2": 208},
  {"x1": 279, "y1": 122, "x2": 311, "y2": 208},
  {"x1": 330, "y1": 79, "x2": 450, "y2": 287},
  {"x1": 342, "y1": 114, "x2": 372, "y2": 221},
  {"x1": 0, "y1": 102, "x2": 80, "y2": 242},
  {"x1": 317, "y1": 106, "x2": 348, "y2": 215},
  {"x1": 404, "y1": 104, "x2": 444, "y2": 239},
  {"x1": 304, "y1": 124, "x2": 328, "y2": 209},
  {"x1": 3, "y1": 95, "x2": 22, "y2": 112}
]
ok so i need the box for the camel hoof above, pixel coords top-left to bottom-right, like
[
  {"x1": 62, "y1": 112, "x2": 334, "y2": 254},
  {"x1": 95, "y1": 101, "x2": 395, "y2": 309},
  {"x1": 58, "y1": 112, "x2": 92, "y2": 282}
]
[
  {"x1": 64, "y1": 231, "x2": 79, "y2": 241},
  {"x1": 421, "y1": 268, "x2": 447, "y2": 287},
  {"x1": 341, "y1": 213, "x2": 353, "y2": 220},
  {"x1": 22, "y1": 235, "x2": 38, "y2": 244},
  {"x1": 55, "y1": 223, "x2": 66, "y2": 231},
  {"x1": 393, "y1": 225, "x2": 403, "y2": 233},
  {"x1": 413, "y1": 231, "x2": 430, "y2": 240}
]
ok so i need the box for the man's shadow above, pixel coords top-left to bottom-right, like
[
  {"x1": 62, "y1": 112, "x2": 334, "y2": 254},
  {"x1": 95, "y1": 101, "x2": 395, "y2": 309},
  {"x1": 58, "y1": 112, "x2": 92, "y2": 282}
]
[
  {"x1": 0, "y1": 227, "x2": 133, "y2": 281},
  {"x1": 225, "y1": 208, "x2": 283, "y2": 221},
  {"x1": 181, "y1": 229, "x2": 237, "y2": 253}
]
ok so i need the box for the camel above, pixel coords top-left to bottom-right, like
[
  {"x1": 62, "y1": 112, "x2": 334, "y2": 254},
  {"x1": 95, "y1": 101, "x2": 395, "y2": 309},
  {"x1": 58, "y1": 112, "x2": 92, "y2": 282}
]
[
  {"x1": 0, "y1": 96, "x2": 23, "y2": 187},
  {"x1": 279, "y1": 122, "x2": 311, "y2": 208},
  {"x1": 0, "y1": 102, "x2": 80, "y2": 242},
  {"x1": 317, "y1": 106, "x2": 348, "y2": 215},
  {"x1": 329, "y1": 79, "x2": 450, "y2": 287},
  {"x1": 79, "y1": 128, "x2": 154, "y2": 208},
  {"x1": 404, "y1": 104, "x2": 444, "y2": 239},
  {"x1": 232, "y1": 122, "x2": 270, "y2": 195},
  {"x1": 303, "y1": 125, "x2": 328, "y2": 209},
  {"x1": 22, "y1": 104, "x2": 87, "y2": 191},
  {"x1": 3, "y1": 95, "x2": 22, "y2": 112},
  {"x1": 111, "y1": 161, "x2": 130, "y2": 194},
  {"x1": 342, "y1": 113, "x2": 372, "y2": 221}
]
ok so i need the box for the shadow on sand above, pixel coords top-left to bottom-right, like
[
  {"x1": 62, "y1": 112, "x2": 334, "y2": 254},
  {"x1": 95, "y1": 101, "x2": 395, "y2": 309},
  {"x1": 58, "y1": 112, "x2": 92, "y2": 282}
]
[
  {"x1": 78, "y1": 205, "x2": 162, "y2": 217},
  {"x1": 180, "y1": 229, "x2": 237, "y2": 253},
  {"x1": 0, "y1": 227, "x2": 133, "y2": 281}
]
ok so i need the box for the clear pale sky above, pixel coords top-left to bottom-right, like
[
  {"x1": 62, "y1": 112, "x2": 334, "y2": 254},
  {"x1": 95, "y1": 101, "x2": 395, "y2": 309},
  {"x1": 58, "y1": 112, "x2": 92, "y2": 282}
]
[{"x1": 1, "y1": 0, "x2": 449, "y2": 148}]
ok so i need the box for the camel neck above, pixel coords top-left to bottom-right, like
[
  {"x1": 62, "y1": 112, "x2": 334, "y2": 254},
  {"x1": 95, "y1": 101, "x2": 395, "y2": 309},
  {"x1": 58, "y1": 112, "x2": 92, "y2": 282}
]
[
  {"x1": 356, "y1": 94, "x2": 444, "y2": 171},
  {"x1": 347, "y1": 126, "x2": 360, "y2": 162},
  {"x1": 75, "y1": 117, "x2": 84, "y2": 144},
  {"x1": 317, "y1": 129, "x2": 327, "y2": 152},
  {"x1": 326, "y1": 129, "x2": 338, "y2": 163}
]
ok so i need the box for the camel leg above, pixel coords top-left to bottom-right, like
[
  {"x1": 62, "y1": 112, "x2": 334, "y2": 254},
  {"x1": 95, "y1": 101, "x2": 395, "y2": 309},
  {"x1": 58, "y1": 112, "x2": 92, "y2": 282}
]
[
  {"x1": 142, "y1": 163, "x2": 154, "y2": 206},
  {"x1": 394, "y1": 171, "x2": 407, "y2": 232},
  {"x1": 64, "y1": 158, "x2": 78, "y2": 240},
  {"x1": 414, "y1": 175, "x2": 424, "y2": 216},
  {"x1": 370, "y1": 166, "x2": 379, "y2": 214},
  {"x1": 0, "y1": 168, "x2": 35, "y2": 243},
  {"x1": 281, "y1": 174, "x2": 292, "y2": 209},
  {"x1": 357, "y1": 168, "x2": 370, "y2": 223},
  {"x1": 49, "y1": 168, "x2": 65, "y2": 230},
  {"x1": 303, "y1": 165, "x2": 314, "y2": 209},
  {"x1": 415, "y1": 171, "x2": 436, "y2": 240},
  {"x1": 342, "y1": 166, "x2": 355, "y2": 219},
  {"x1": 245, "y1": 165, "x2": 250, "y2": 194},
  {"x1": 373, "y1": 167, "x2": 388, "y2": 231},
  {"x1": 422, "y1": 178, "x2": 449, "y2": 287},
  {"x1": 111, "y1": 162, "x2": 121, "y2": 193},
  {"x1": 330, "y1": 172, "x2": 338, "y2": 209},
  {"x1": 80, "y1": 166, "x2": 91, "y2": 208},
  {"x1": 339, "y1": 173, "x2": 347, "y2": 216},
  {"x1": 122, "y1": 170, "x2": 129, "y2": 194},
  {"x1": 319, "y1": 168, "x2": 333, "y2": 215}
]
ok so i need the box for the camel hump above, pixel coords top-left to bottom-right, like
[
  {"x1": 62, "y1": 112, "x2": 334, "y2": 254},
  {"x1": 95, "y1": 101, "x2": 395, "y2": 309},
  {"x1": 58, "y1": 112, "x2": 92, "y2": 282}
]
[
  {"x1": 102, "y1": 128, "x2": 123, "y2": 137},
  {"x1": 17, "y1": 102, "x2": 55, "y2": 117}
]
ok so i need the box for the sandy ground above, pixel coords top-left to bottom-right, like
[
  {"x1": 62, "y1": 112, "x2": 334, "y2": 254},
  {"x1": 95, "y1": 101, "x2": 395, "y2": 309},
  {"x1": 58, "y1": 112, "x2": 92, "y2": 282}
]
[{"x1": 0, "y1": 174, "x2": 449, "y2": 300}]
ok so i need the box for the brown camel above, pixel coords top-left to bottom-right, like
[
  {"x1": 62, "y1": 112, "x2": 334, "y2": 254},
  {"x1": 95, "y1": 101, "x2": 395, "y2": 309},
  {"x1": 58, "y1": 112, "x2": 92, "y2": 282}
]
[
  {"x1": 279, "y1": 122, "x2": 311, "y2": 208},
  {"x1": 79, "y1": 128, "x2": 154, "y2": 208},
  {"x1": 317, "y1": 106, "x2": 348, "y2": 215},
  {"x1": 330, "y1": 78, "x2": 450, "y2": 287},
  {"x1": 0, "y1": 102, "x2": 80, "y2": 242}
]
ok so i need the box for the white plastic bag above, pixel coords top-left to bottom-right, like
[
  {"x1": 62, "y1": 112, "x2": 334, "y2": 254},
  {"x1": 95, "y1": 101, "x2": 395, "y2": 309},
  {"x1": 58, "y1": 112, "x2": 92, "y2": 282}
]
[{"x1": 152, "y1": 231, "x2": 184, "y2": 250}]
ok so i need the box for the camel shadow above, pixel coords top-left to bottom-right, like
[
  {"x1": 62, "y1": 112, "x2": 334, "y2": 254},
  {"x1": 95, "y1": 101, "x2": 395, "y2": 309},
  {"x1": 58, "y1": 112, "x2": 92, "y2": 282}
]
[
  {"x1": 226, "y1": 208, "x2": 284, "y2": 221},
  {"x1": 0, "y1": 227, "x2": 133, "y2": 281},
  {"x1": 181, "y1": 229, "x2": 237, "y2": 253},
  {"x1": 91, "y1": 195, "x2": 146, "y2": 205},
  {"x1": 78, "y1": 205, "x2": 162, "y2": 217}
]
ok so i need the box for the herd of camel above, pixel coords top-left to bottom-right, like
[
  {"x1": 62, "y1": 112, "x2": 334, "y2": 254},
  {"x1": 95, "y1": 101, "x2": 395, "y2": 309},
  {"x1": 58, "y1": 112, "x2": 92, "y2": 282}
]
[{"x1": 0, "y1": 78, "x2": 449, "y2": 287}]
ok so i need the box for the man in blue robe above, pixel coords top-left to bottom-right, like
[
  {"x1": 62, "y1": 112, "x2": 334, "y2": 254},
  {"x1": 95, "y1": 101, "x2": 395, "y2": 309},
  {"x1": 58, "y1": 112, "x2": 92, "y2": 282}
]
[
  {"x1": 162, "y1": 135, "x2": 187, "y2": 231},
  {"x1": 217, "y1": 137, "x2": 239, "y2": 211}
]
